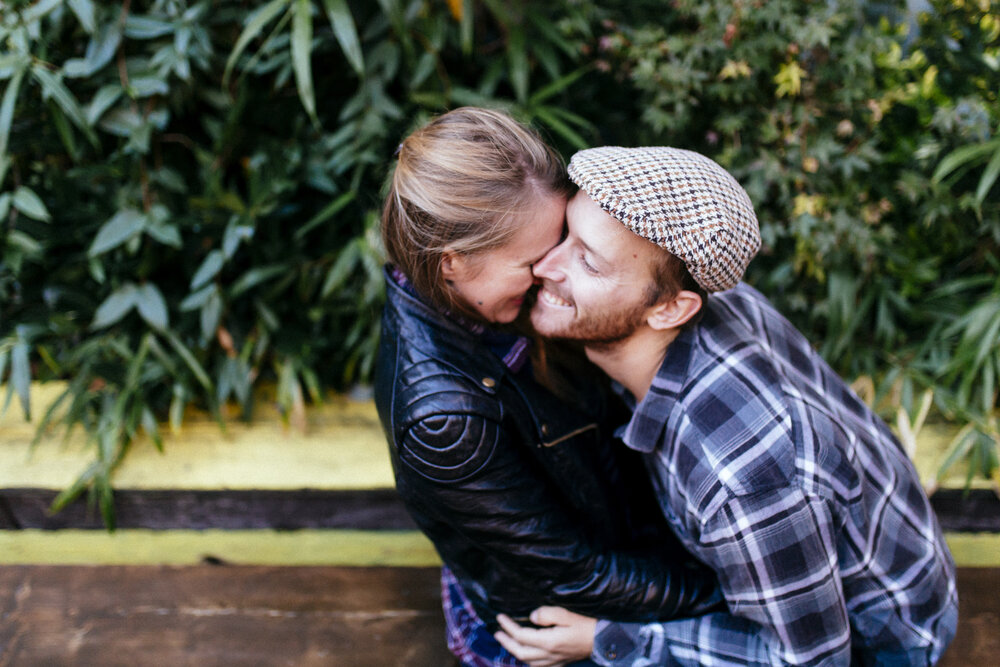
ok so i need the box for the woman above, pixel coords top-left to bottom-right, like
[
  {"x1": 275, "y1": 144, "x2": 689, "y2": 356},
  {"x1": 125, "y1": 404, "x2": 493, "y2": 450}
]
[{"x1": 374, "y1": 107, "x2": 719, "y2": 666}]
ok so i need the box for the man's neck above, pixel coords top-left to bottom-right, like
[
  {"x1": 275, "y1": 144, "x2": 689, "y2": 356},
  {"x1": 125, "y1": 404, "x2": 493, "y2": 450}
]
[{"x1": 584, "y1": 326, "x2": 679, "y2": 402}]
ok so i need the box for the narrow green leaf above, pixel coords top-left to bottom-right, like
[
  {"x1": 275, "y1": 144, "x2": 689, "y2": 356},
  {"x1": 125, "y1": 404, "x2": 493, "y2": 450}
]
[
  {"x1": 12, "y1": 186, "x2": 51, "y2": 222},
  {"x1": 529, "y1": 68, "x2": 589, "y2": 105},
  {"x1": 180, "y1": 284, "x2": 217, "y2": 312},
  {"x1": 291, "y1": 0, "x2": 317, "y2": 122},
  {"x1": 11, "y1": 341, "x2": 31, "y2": 420},
  {"x1": 321, "y1": 0, "x2": 364, "y2": 76},
  {"x1": 0, "y1": 65, "x2": 26, "y2": 186},
  {"x1": 294, "y1": 191, "x2": 355, "y2": 239},
  {"x1": 223, "y1": 0, "x2": 290, "y2": 86},
  {"x1": 142, "y1": 407, "x2": 163, "y2": 451},
  {"x1": 230, "y1": 265, "x2": 289, "y2": 298},
  {"x1": 507, "y1": 30, "x2": 529, "y2": 103},
  {"x1": 532, "y1": 105, "x2": 588, "y2": 150},
  {"x1": 460, "y1": 0, "x2": 474, "y2": 55},
  {"x1": 190, "y1": 250, "x2": 225, "y2": 290},
  {"x1": 931, "y1": 142, "x2": 996, "y2": 183},
  {"x1": 163, "y1": 331, "x2": 213, "y2": 391},
  {"x1": 200, "y1": 289, "x2": 222, "y2": 341},
  {"x1": 68, "y1": 0, "x2": 97, "y2": 33},
  {"x1": 92, "y1": 284, "x2": 138, "y2": 329},
  {"x1": 50, "y1": 462, "x2": 101, "y2": 512},
  {"x1": 321, "y1": 241, "x2": 360, "y2": 298},
  {"x1": 124, "y1": 16, "x2": 175, "y2": 39},
  {"x1": 31, "y1": 66, "x2": 98, "y2": 146},
  {"x1": 23, "y1": 0, "x2": 62, "y2": 24},
  {"x1": 89, "y1": 209, "x2": 147, "y2": 256},
  {"x1": 136, "y1": 283, "x2": 170, "y2": 330},
  {"x1": 974, "y1": 144, "x2": 1000, "y2": 206}
]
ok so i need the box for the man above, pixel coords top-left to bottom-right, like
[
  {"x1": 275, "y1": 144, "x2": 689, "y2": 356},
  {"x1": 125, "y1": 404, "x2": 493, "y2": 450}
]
[{"x1": 495, "y1": 147, "x2": 958, "y2": 666}]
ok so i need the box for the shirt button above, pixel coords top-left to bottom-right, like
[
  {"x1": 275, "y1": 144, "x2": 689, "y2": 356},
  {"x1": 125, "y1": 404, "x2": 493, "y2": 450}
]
[
  {"x1": 481, "y1": 377, "x2": 496, "y2": 388},
  {"x1": 540, "y1": 424, "x2": 549, "y2": 436}
]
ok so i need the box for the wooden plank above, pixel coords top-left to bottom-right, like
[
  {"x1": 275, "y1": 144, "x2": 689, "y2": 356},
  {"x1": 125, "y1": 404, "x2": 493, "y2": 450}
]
[
  {"x1": 939, "y1": 568, "x2": 1000, "y2": 667},
  {"x1": 0, "y1": 489, "x2": 418, "y2": 530},
  {"x1": 2, "y1": 486, "x2": 995, "y2": 532},
  {"x1": 0, "y1": 565, "x2": 994, "y2": 666},
  {"x1": 0, "y1": 565, "x2": 456, "y2": 667},
  {"x1": 0, "y1": 530, "x2": 442, "y2": 567}
]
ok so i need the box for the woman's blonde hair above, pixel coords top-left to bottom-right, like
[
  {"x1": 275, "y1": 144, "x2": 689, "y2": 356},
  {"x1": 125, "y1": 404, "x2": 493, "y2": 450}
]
[{"x1": 382, "y1": 107, "x2": 572, "y2": 315}]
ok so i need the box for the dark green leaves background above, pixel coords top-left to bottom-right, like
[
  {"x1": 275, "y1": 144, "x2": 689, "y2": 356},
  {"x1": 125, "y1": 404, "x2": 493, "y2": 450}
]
[{"x1": 1, "y1": 0, "x2": 997, "y2": 523}]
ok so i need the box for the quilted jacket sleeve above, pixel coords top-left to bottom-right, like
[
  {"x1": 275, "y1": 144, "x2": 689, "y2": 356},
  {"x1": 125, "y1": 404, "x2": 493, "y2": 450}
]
[{"x1": 394, "y1": 403, "x2": 721, "y2": 624}]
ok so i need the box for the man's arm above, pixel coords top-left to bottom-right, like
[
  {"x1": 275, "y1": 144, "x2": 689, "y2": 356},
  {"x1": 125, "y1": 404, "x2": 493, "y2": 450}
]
[
  {"x1": 598, "y1": 486, "x2": 851, "y2": 666},
  {"x1": 498, "y1": 487, "x2": 852, "y2": 667}
]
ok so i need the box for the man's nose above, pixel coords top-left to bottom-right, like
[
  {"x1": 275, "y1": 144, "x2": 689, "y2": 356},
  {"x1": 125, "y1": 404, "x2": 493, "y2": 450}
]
[{"x1": 532, "y1": 243, "x2": 566, "y2": 282}]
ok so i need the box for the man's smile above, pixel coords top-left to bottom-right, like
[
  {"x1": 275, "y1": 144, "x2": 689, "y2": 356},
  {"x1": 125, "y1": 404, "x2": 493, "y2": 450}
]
[{"x1": 538, "y1": 287, "x2": 573, "y2": 308}]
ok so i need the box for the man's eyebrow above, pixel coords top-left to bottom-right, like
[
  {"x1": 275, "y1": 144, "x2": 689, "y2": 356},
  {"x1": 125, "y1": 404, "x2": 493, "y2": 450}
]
[{"x1": 578, "y1": 237, "x2": 609, "y2": 266}]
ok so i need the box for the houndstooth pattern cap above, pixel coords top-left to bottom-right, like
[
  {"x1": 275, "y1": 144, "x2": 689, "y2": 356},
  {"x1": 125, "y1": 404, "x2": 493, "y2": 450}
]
[{"x1": 567, "y1": 146, "x2": 761, "y2": 292}]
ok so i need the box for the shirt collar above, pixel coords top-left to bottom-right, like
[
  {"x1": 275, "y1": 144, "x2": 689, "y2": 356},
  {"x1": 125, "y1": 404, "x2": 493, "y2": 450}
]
[{"x1": 615, "y1": 326, "x2": 699, "y2": 453}]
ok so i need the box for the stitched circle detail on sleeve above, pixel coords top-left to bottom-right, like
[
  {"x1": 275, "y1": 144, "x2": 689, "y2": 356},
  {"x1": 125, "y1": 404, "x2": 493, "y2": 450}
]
[{"x1": 400, "y1": 414, "x2": 501, "y2": 483}]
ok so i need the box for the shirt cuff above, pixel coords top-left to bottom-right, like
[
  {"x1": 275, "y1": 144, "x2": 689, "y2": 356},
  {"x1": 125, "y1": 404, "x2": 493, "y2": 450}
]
[{"x1": 591, "y1": 620, "x2": 641, "y2": 666}]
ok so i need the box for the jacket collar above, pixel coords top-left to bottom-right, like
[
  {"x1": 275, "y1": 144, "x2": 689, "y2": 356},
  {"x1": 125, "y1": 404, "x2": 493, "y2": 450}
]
[{"x1": 383, "y1": 266, "x2": 511, "y2": 396}]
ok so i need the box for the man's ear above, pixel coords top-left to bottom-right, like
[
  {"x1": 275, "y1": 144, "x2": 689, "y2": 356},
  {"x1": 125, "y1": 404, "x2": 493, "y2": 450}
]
[{"x1": 646, "y1": 290, "x2": 703, "y2": 331}]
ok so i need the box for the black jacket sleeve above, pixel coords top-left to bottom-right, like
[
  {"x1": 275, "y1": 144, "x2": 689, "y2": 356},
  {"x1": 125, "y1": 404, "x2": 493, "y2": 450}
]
[{"x1": 394, "y1": 405, "x2": 721, "y2": 624}]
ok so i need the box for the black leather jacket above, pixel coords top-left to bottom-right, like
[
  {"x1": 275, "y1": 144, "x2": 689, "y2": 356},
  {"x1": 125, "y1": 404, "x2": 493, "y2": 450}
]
[{"x1": 374, "y1": 269, "x2": 720, "y2": 626}]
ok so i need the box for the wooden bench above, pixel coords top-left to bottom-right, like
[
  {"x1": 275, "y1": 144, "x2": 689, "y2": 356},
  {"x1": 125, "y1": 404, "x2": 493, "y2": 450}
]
[{"x1": 2, "y1": 383, "x2": 997, "y2": 665}]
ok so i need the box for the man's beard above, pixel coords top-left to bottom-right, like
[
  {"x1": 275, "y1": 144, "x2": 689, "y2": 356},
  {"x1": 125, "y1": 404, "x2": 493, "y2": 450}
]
[{"x1": 535, "y1": 297, "x2": 648, "y2": 348}]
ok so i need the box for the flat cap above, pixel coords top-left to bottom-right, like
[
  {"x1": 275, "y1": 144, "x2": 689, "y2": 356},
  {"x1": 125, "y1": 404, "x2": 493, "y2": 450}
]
[{"x1": 567, "y1": 146, "x2": 761, "y2": 292}]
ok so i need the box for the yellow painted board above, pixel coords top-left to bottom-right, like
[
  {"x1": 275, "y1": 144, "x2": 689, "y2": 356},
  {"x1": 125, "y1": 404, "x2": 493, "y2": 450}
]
[
  {"x1": 0, "y1": 529, "x2": 994, "y2": 568},
  {"x1": 1, "y1": 382, "x2": 994, "y2": 492},
  {"x1": 0, "y1": 529, "x2": 442, "y2": 567},
  {"x1": 0, "y1": 382, "x2": 396, "y2": 490}
]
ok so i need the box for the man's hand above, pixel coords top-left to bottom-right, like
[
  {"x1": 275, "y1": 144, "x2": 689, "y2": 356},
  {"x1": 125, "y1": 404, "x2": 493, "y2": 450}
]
[{"x1": 494, "y1": 607, "x2": 598, "y2": 667}]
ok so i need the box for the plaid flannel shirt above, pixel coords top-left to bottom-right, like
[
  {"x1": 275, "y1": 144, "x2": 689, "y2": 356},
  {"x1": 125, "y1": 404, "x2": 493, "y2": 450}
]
[{"x1": 593, "y1": 283, "x2": 957, "y2": 667}]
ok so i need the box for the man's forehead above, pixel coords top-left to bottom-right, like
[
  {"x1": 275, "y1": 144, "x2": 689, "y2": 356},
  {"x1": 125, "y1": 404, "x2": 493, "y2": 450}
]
[{"x1": 568, "y1": 191, "x2": 659, "y2": 263}]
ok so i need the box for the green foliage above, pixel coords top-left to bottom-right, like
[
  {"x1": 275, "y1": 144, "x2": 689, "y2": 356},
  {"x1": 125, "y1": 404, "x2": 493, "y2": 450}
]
[
  {"x1": 0, "y1": 0, "x2": 600, "y2": 524},
  {"x1": 594, "y1": 0, "x2": 999, "y2": 485},
  {"x1": 0, "y1": 0, "x2": 997, "y2": 524}
]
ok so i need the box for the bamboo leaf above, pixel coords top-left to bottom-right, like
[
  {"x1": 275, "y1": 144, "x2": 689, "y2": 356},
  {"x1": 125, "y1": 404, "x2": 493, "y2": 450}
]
[
  {"x1": 974, "y1": 143, "x2": 1000, "y2": 206},
  {"x1": 88, "y1": 209, "x2": 147, "y2": 256},
  {"x1": 11, "y1": 341, "x2": 31, "y2": 420},
  {"x1": 320, "y1": 240, "x2": 360, "y2": 298},
  {"x1": 12, "y1": 186, "x2": 51, "y2": 222},
  {"x1": 931, "y1": 142, "x2": 996, "y2": 182},
  {"x1": 294, "y1": 191, "x2": 355, "y2": 239},
  {"x1": 507, "y1": 29, "x2": 529, "y2": 103},
  {"x1": 30, "y1": 65, "x2": 98, "y2": 146},
  {"x1": 223, "y1": 0, "x2": 291, "y2": 86},
  {"x1": 0, "y1": 64, "x2": 26, "y2": 186},
  {"x1": 163, "y1": 330, "x2": 213, "y2": 391},
  {"x1": 529, "y1": 67, "x2": 589, "y2": 105},
  {"x1": 230, "y1": 265, "x2": 289, "y2": 298},
  {"x1": 321, "y1": 0, "x2": 364, "y2": 76},
  {"x1": 68, "y1": 0, "x2": 97, "y2": 33},
  {"x1": 136, "y1": 283, "x2": 170, "y2": 330},
  {"x1": 190, "y1": 250, "x2": 225, "y2": 290},
  {"x1": 92, "y1": 284, "x2": 139, "y2": 329},
  {"x1": 291, "y1": 0, "x2": 317, "y2": 123}
]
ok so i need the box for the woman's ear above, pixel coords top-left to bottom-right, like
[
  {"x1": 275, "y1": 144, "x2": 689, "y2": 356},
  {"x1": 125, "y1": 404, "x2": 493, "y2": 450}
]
[
  {"x1": 646, "y1": 290, "x2": 703, "y2": 331},
  {"x1": 441, "y1": 249, "x2": 462, "y2": 282}
]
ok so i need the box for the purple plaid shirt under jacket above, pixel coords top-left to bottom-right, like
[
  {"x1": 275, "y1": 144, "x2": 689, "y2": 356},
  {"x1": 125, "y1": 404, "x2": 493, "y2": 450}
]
[{"x1": 591, "y1": 283, "x2": 957, "y2": 667}]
